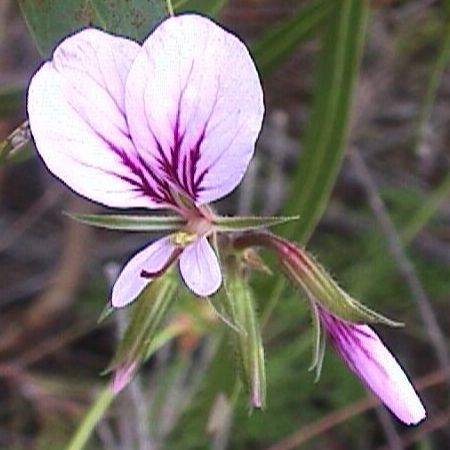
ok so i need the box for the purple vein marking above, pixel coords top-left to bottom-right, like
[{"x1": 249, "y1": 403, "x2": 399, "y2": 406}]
[{"x1": 152, "y1": 96, "x2": 210, "y2": 201}]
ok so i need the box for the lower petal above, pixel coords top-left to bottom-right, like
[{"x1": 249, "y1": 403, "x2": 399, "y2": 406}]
[
  {"x1": 111, "y1": 236, "x2": 176, "y2": 307},
  {"x1": 179, "y1": 236, "x2": 222, "y2": 297}
]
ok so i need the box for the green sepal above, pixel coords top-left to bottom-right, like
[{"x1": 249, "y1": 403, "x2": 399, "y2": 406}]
[
  {"x1": 308, "y1": 300, "x2": 326, "y2": 382},
  {"x1": 213, "y1": 215, "x2": 300, "y2": 232},
  {"x1": 66, "y1": 212, "x2": 185, "y2": 232},
  {"x1": 223, "y1": 256, "x2": 266, "y2": 409},
  {"x1": 105, "y1": 272, "x2": 177, "y2": 388},
  {"x1": 207, "y1": 291, "x2": 246, "y2": 335},
  {"x1": 282, "y1": 248, "x2": 402, "y2": 326},
  {"x1": 98, "y1": 304, "x2": 114, "y2": 323}
]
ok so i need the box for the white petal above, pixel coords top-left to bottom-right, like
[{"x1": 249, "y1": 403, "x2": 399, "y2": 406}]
[
  {"x1": 125, "y1": 14, "x2": 264, "y2": 204},
  {"x1": 111, "y1": 236, "x2": 176, "y2": 307},
  {"x1": 179, "y1": 236, "x2": 222, "y2": 297},
  {"x1": 28, "y1": 29, "x2": 164, "y2": 209}
]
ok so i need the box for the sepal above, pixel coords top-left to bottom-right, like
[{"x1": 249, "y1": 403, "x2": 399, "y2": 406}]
[
  {"x1": 213, "y1": 215, "x2": 299, "y2": 232},
  {"x1": 278, "y1": 239, "x2": 401, "y2": 326},
  {"x1": 65, "y1": 212, "x2": 185, "y2": 232}
]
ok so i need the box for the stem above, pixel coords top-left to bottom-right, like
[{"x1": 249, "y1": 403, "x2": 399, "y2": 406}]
[
  {"x1": 65, "y1": 387, "x2": 115, "y2": 450},
  {"x1": 166, "y1": 0, "x2": 175, "y2": 16},
  {"x1": 233, "y1": 232, "x2": 312, "y2": 277},
  {"x1": 232, "y1": 231, "x2": 283, "y2": 253}
]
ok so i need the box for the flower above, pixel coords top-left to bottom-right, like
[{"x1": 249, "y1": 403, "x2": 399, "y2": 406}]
[
  {"x1": 317, "y1": 305, "x2": 426, "y2": 425},
  {"x1": 27, "y1": 14, "x2": 264, "y2": 307}
]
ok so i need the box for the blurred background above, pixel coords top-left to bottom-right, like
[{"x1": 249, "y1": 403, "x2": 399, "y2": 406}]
[{"x1": 0, "y1": 0, "x2": 449, "y2": 449}]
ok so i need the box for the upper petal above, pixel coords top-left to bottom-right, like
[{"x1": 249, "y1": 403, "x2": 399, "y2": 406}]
[
  {"x1": 125, "y1": 14, "x2": 264, "y2": 205},
  {"x1": 28, "y1": 29, "x2": 166, "y2": 209},
  {"x1": 179, "y1": 236, "x2": 222, "y2": 297},
  {"x1": 111, "y1": 236, "x2": 177, "y2": 307},
  {"x1": 321, "y1": 310, "x2": 426, "y2": 425}
]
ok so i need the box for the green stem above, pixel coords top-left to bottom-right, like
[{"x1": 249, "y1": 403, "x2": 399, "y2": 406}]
[
  {"x1": 65, "y1": 387, "x2": 115, "y2": 450},
  {"x1": 166, "y1": 0, "x2": 175, "y2": 16}
]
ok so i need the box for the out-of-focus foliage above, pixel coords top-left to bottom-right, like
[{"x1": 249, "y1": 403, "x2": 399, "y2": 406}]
[
  {"x1": 251, "y1": 0, "x2": 332, "y2": 76},
  {"x1": 283, "y1": 0, "x2": 369, "y2": 244}
]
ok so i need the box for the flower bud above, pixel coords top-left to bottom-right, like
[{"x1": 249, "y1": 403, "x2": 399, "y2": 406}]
[
  {"x1": 223, "y1": 255, "x2": 266, "y2": 409},
  {"x1": 108, "y1": 272, "x2": 177, "y2": 393}
]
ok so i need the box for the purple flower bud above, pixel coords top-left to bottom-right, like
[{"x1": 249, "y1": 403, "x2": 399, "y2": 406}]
[{"x1": 318, "y1": 306, "x2": 426, "y2": 425}]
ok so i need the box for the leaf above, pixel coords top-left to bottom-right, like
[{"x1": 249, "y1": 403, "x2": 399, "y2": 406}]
[
  {"x1": 0, "y1": 121, "x2": 32, "y2": 165},
  {"x1": 251, "y1": 0, "x2": 331, "y2": 76},
  {"x1": 66, "y1": 212, "x2": 185, "y2": 232},
  {"x1": 18, "y1": 0, "x2": 167, "y2": 57},
  {"x1": 213, "y1": 215, "x2": 300, "y2": 232},
  {"x1": 284, "y1": 0, "x2": 370, "y2": 244}
]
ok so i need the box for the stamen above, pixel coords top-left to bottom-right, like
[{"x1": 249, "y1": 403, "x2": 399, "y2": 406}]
[{"x1": 140, "y1": 247, "x2": 183, "y2": 279}]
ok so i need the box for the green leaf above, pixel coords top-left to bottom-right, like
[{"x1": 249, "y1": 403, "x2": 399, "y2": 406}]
[
  {"x1": 284, "y1": 0, "x2": 370, "y2": 244},
  {"x1": 309, "y1": 301, "x2": 326, "y2": 382},
  {"x1": 252, "y1": 0, "x2": 331, "y2": 76},
  {"x1": 0, "y1": 85, "x2": 25, "y2": 117},
  {"x1": 213, "y1": 215, "x2": 300, "y2": 232},
  {"x1": 175, "y1": 0, "x2": 227, "y2": 17},
  {"x1": 97, "y1": 304, "x2": 114, "y2": 323},
  {"x1": 66, "y1": 212, "x2": 185, "y2": 232},
  {"x1": 0, "y1": 121, "x2": 32, "y2": 165},
  {"x1": 18, "y1": 0, "x2": 167, "y2": 57}
]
